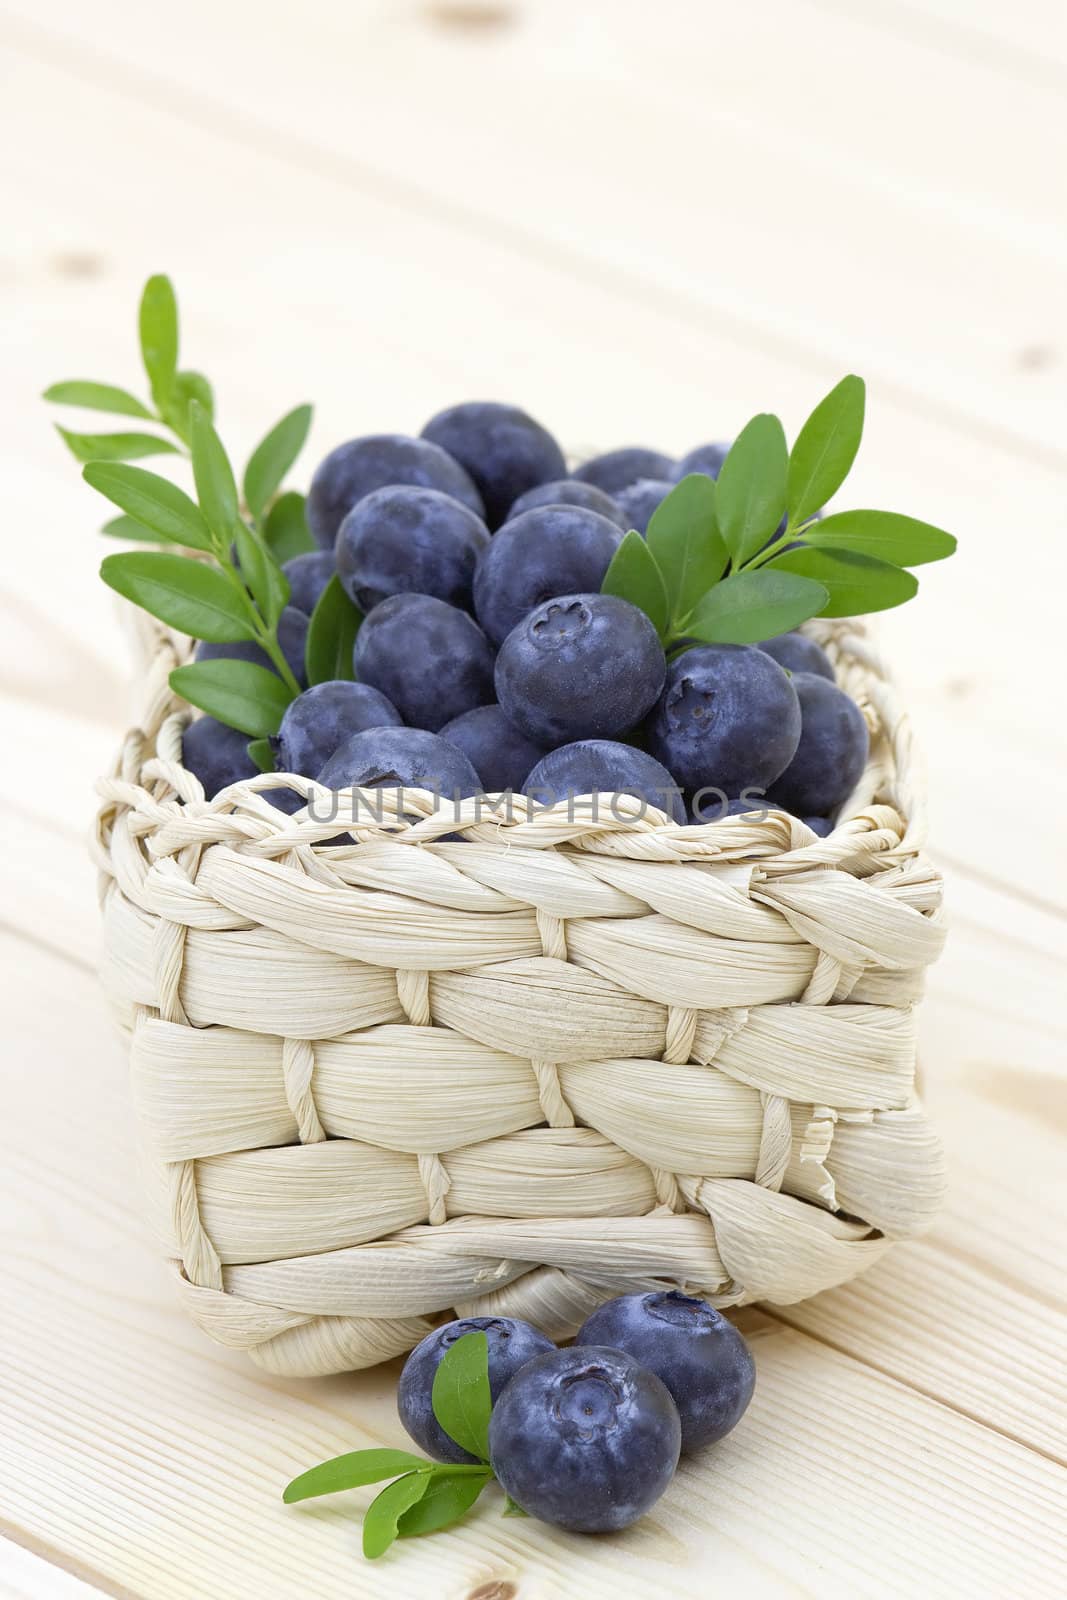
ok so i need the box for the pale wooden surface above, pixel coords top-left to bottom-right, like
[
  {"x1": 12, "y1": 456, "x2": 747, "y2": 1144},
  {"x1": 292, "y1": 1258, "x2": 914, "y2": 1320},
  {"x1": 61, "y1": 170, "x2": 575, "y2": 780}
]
[{"x1": 1, "y1": 1, "x2": 1065, "y2": 1595}]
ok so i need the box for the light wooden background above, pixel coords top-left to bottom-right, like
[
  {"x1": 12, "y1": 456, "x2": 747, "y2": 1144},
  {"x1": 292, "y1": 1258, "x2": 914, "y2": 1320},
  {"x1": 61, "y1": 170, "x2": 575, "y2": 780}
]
[{"x1": 2, "y1": 2, "x2": 1066, "y2": 1595}]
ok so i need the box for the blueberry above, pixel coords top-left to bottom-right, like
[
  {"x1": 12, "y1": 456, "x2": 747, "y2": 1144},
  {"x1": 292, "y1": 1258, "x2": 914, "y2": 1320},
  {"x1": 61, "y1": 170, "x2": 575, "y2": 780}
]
[
  {"x1": 506, "y1": 477, "x2": 628, "y2": 531},
  {"x1": 473, "y1": 506, "x2": 623, "y2": 647},
  {"x1": 398, "y1": 1317, "x2": 556, "y2": 1466},
  {"x1": 306, "y1": 434, "x2": 483, "y2": 549},
  {"x1": 526, "y1": 739, "x2": 685, "y2": 824},
  {"x1": 615, "y1": 477, "x2": 675, "y2": 535},
  {"x1": 496, "y1": 593, "x2": 666, "y2": 747},
  {"x1": 421, "y1": 402, "x2": 567, "y2": 528},
  {"x1": 575, "y1": 1291, "x2": 755, "y2": 1454},
  {"x1": 274, "y1": 680, "x2": 402, "y2": 776},
  {"x1": 181, "y1": 716, "x2": 257, "y2": 798},
  {"x1": 335, "y1": 485, "x2": 490, "y2": 613},
  {"x1": 195, "y1": 605, "x2": 309, "y2": 686},
  {"x1": 488, "y1": 1346, "x2": 681, "y2": 1532},
  {"x1": 689, "y1": 791, "x2": 777, "y2": 824},
  {"x1": 676, "y1": 441, "x2": 729, "y2": 480},
  {"x1": 757, "y1": 630, "x2": 835, "y2": 681},
  {"x1": 439, "y1": 703, "x2": 547, "y2": 793},
  {"x1": 316, "y1": 725, "x2": 481, "y2": 802},
  {"x1": 645, "y1": 644, "x2": 801, "y2": 795},
  {"x1": 803, "y1": 814, "x2": 834, "y2": 836},
  {"x1": 766, "y1": 672, "x2": 869, "y2": 817},
  {"x1": 574, "y1": 446, "x2": 675, "y2": 495},
  {"x1": 281, "y1": 551, "x2": 335, "y2": 617},
  {"x1": 353, "y1": 593, "x2": 495, "y2": 732}
]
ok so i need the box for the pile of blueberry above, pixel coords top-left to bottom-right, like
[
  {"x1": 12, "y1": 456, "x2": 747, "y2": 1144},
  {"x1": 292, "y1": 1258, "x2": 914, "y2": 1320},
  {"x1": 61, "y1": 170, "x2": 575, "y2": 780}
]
[{"x1": 182, "y1": 400, "x2": 870, "y2": 832}]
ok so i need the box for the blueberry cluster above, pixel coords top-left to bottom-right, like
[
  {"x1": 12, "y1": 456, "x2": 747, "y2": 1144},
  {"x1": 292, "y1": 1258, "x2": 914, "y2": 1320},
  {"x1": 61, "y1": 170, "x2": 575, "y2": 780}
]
[
  {"x1": 398, "y1": 1291, "x2": 755, "y2": 1533},
  {"x1": 182, "y1": 400, "x2": 868, "y2": 833}
]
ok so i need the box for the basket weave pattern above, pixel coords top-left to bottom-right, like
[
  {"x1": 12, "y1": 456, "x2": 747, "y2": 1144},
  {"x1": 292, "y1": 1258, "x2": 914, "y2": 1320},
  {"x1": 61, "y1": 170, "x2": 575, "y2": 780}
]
[{"x1": 95, "y1": 619, "x2": 946, "y2": 1376}]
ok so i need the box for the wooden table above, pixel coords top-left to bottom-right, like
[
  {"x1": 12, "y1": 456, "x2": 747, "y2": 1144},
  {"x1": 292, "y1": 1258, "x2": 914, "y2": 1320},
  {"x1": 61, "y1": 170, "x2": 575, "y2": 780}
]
[{"x1": 2, "y1": 2, "x2": 1065, "y2": 1594}]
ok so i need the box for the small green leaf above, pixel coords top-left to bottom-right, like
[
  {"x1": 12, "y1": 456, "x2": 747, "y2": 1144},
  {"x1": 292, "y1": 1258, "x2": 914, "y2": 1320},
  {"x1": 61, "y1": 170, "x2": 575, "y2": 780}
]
[
  {"x1": 645, "y1": 474, "x2": 728, "y2": 624},
  {"x1": 686, "y1": 569, "x2": 828, "y2": 644},
  {"x1": 234, "y1": 521, "x2": 291, "y2": 629},
  {"x1": 100, "y1": 551, "x2": 257, "y2": 641},
  {"x1": 601, "y1": 530, "x2": 669, "y2": 638},
  {"x1": 767, "y1": 546, "x2": 918, "y2": 616},
  {"x1": 802, "y1": 509, "x2": 956, "y2": 567},
  {"x1": 397, "y1": 1467, "x2": 491, "y2": 1539},
  {"x1": 169, "y1": 659, "x2": 294, "y2": 736},
  {"x1": 43, "y1": 380, "x2": 153, "y2": 420},
  {"x1": 715, "y1": 413, "x2": 789, "y2": 566},
  {"x1": 264, "y1": 491, "x2": 316, "y2": 563},
  {"x1": 139, "y1": 275, "x2": 179, "y2": 408},
  {"x1": 83, "y1": 462, "x2": 213, "y2": 551},
  {"x1": 305, "y1": 576, "x2": 362, "y2": 686},
  {"x1": 163, "y1": 370, "x2": 215, "y2": 442},
  {"x1": 101, "y1": 514, "x2": 165, "y2": 543},
  {"x1": 244, "y1": 404, "x2": 313, "y2": 523},
  {"x1": 787, "y1": 375, "x2": 865, "y2": 527},
  {"x1": 282, "y1": 1448, "x2": 430, "y2": 1504},
  {"x1": 189, "y1": 401, "x2": 239, "y2": 546},
  {"x1": 247, "y1": 738, "x2": 276, "y2": 774},
  {"x1": 363, "y1": 1473, "x2": 432, "y2": 1560},
  {"x1": 430, "y1": 1331, "x2": 492, "y2": 1463},
  {"x1": 502, "y1": 1494, "x2": 528, "y2": 1518},
  {"x1": 56, "y1": 426, "x2": 178, "y2": 464}
]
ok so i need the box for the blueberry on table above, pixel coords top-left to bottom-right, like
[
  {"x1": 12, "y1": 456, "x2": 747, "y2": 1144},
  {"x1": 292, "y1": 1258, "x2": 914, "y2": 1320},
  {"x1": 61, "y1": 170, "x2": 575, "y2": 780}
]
[
  {"x1": 181, "y1": 715, "x2": 258, "y2": 798},
  {"x1": 439, "y1": 703, "x2": 547, "y2": 793},
  {"x1": 488, "y1": 1345, "x2": 681, "y2": 1532},
  {"x1": 573, "y1": 446, "x2": 676, "y2": 495},
  {"x1": 353, "y1": 593, "x2": 496, "y2": 732},
  {"x1": 766, "y1": 671, "x2": 869, "y2": 818},
  {"x1": 398, "y1": 1317, "x2": 556, "y2": 1465},
  {"x1": 675, "y1": 441, "x2": 729, "y2": 480},
  {"x1": 281, "y1": 550, "x2": 335, "y2": 618},
  {"x1": 473, "y1": 506, "x2": 623, "y2": 647},
  {"x1": 757, "y1": 629, "x2": 835, "y2": 682},
  {"x1": 526, "y1": 739, "x2": 685, "y2": 824},
  {"x1": 421, "y1": 401, "x2": 567, "y2": 528},
  {"x1": 316, "y1": 725, "x2": 481, "y2": 802},
  {"x1": 335, "y1": 485, "x2": 490, "y2": 613},
  {"x1": 575, "y1": 1291, "x2": 755, "y2": 1454},
  {"x1": 305, "y1": 433, "x2": 484, "y2": 548},
  {"x1": 496, "y1": 593, "x2": 666, "y2": 747},
  {"x1": 645, "y1": 643, "x2": 801, "y2": 796},
  {"x1": 274, "y1": 681, "x2": 402, "y2": 776},
  {"x1": 195, "y1": 605, "x2": 309, "y2": 687},
  {"x1": 506, "y1": 477, "x2": 629, "y2": 531},
  {"x1": 614, "y1": 477, "x2": 676, "y2": 535}
]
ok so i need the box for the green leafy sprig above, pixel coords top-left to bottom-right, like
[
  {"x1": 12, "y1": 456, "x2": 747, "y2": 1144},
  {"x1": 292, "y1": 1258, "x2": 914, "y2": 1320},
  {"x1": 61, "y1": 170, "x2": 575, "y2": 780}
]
[
  {"x1": 601, "y1": 376, "x2": 956, "y2": 649},
  {"x1": 282, "y1": 1332, "x2": 510, "y2": 1560}
]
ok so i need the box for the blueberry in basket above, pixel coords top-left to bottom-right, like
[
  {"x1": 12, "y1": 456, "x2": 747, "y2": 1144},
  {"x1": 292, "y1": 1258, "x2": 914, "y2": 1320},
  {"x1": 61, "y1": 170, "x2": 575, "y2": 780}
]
[
  {"x1": 421, "y1": 401, "x2": 567, "y2": 528},
  {"x1": 526, "y1": 739, "x2": 685, "y2": 824},
  {"x1": 353, "y1": 592, "x2": 496, "y2": 732},
  {"x1": 472, "y1": 504, "x2": 623, "y2": 646},
  {"x1": 505, "y1": 477, "x2": 628, "y2": 530},
  {"x1": 336, "y1": 484, "x2": 490, "y2": 613},
  {"x1": 306, "y1": 433, "x2": 484, "y2": 547}
]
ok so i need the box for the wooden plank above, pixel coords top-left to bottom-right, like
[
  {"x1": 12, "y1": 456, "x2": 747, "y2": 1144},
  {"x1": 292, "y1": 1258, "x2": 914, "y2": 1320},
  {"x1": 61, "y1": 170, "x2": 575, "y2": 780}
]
[{"x1": 0, "y1": 1540, "x2": 109, "y2": 1600}]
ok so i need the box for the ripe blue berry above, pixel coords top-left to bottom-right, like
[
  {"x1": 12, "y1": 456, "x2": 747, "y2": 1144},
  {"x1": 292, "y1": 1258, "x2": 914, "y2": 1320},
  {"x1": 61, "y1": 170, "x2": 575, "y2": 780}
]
[
  {"x1": 645, "y1": 644, "x2": 801, "y2": 796},
  {"x1": 676, "y1": 441, "x2": 729, "y2": 479},
  {"x1": 488, "y1": 1346, "x2": 681, "y2": 1532},
  {"x1": 689, "y1": 791, "x2": 776, "y2": 824},
  {"x1": 506, "y1": 477, "x2": 628, "y2": 530},
  {"x1": 803, "y1": 813, "x2": 834, "y2": 836},
  {"x1": 421, "y1": 402, "x2": 566, "y2": 528},
  {"x1": 766, "y1": 671, "x2": 869, "y2": 817},
  {"x1": 181, "y1": 716, "x2": 257, "y2": 798},
  {"x1": 398, "y1": 1317, "x2": 556, "y2": 1466},
  {"x1": 574, "y1": 446, "x2": 675, "y2": 495},
  {"x1": 353, "y1": 593, "x2": 495, "y2": 731},
  {"x1": 306, "y1": 434, "x2": 483, "y2": 548},
  {"x1": 281, "y1": 550, "x2": 335, "y2": 617},
  {"x1": 195, "y1": 605, "x2": 308, "y2": 687},
  {"x1": 575, "y1": 1292, "x2": 755, "y2": 1454},
  {"x1": 496, "y1": 593, "x2": 666, "y2": 747},
  {"x1": 526, "y1": 739, "x2": 685, "y2": 824},
  {"x1": 439, "y1": 703, "x2": 547, "y2": 793},
  {"x1": 316, "y1": 725, "x2": 481, "y2": 801},
  {"x1": 335, "y1": 485, "x2": 490, "y2": 613},
  {"x1": 615, "y1": 477, "x2": 675, "y2": 535},
  {"x1": 274, "y1": 681, "x2": 402, "y2": 776},
  {"x1": 473, "y1": 506, "x2": 623, "y2": 647},
  {"x1": 757, "y1": 630, "x2": 835, "y2": 682}
]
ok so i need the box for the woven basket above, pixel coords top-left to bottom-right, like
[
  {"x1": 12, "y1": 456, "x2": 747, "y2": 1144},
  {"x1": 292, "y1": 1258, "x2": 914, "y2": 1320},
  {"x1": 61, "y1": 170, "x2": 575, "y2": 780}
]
[{"x1": 94, "y1": 614, "x2": 946, "y2": 1377}]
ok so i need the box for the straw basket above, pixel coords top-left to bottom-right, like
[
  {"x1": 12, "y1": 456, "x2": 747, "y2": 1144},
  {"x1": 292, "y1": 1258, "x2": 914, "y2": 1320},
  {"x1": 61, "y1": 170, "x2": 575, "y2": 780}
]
[{"x1": 94, "y1": 615, "x2": 946, "y2": 1377}]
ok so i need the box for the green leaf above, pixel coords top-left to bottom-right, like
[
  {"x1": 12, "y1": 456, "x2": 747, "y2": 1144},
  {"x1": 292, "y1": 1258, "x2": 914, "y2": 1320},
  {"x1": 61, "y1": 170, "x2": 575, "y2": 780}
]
[
  {"x1": 169, "y1": 659, "x2": 293, "y2": 737},
  {"x1": 139, "y1": 274, "x2": 179, "y2": 408},
  {"x1": 715, "y1": 413, "x2": 789, "y2": 566},
  {"x1": 263, "y1": 491, "x2": 316, "y2": 563},
  {"x1": 397, "y1": 1467, "x2": 491, "y2": 1539},
  {"x1": 502, "y1": 1494, "x2": 528, "y2": 1518},
  {"x1": 305, "y1": 575, "x2": 362, "y2": 686},
  {"x1": 101, "y1": 514, "x2": 165, "y2": 543},
  {"x1": 163, "y1": 370, "x2": 215, "y2": 442},
  {"x1": 282, "y1": 1448, "x2": 429, "y2": 1504},
  {"x1": 247, "y1": 738, "x2": 276, "y2": 774},
  {"x1": 645, "y1": 474, "x2": 728, "y2": 624},
  {"x1": 244, "y1": 404, "x2": 313, "y2": 523},
  {"x1": 100, "y1": 552, "x2": 257, "y2": 641},
  {"x1": 767, "y1": 546, "x2": 918, "y2": 616},
  {"x1": 430, "y1": 1331, "x2": 492, "y2": 1463},
  {"x1": 801, "y1": 509, "x2": 956, "y2": 567},
  {"x1": 234, "y1": 521, "x2": 291, "y2": 629},
  {"x1": 787, "y1": 375, "x2": 865, "y2": 527},
  {"x1": 686, "y1": 569, "x2": 828, "y2": 644},
  {"x1": 43, "y1": 380, "x2": 153, "y2": 420},
  {"x1": 83, "y1": 462, "x2": 213, "y2": 551},
  {"x1": 363, "y1": 1473, "x2": 432, "y2": 1561},
  {"x1": 56, "y1": 426, "x2": 178, "y2": 464},
  {"x1": 601, "y1": 530, "x2": 669, "y2": 638},
  {"x1": 189, "y1": 401, "x2": 239, "y2": 546}
]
